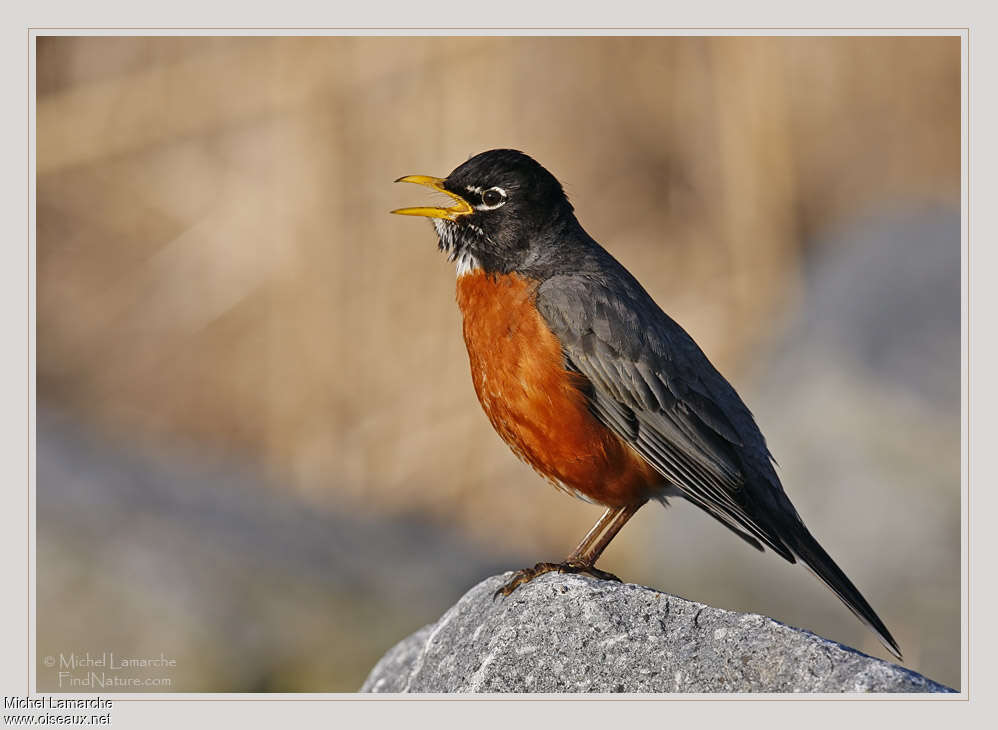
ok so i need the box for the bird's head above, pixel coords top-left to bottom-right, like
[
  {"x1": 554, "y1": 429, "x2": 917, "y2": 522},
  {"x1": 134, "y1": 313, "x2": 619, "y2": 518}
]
[{"x1": 392, "y1": 149, "x2": 575, "y2": 275}]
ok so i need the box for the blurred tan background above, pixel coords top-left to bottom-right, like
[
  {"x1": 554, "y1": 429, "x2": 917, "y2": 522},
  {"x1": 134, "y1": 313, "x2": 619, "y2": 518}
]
[{"x1": 36, "y1": 36, "x2": 960, "y2": 692}]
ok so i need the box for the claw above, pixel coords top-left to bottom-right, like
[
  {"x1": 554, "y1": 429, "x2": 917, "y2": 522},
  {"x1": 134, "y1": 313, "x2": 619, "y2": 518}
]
[
  {"x1": 567, "y1": 563, "x2": 623, "y2": 584},
  {"x1": 494, "y1": 562, "x2": 561, "y2": 599},
  {"x1": 493, "y1": 560, "x2": 623, "y2": 599}
]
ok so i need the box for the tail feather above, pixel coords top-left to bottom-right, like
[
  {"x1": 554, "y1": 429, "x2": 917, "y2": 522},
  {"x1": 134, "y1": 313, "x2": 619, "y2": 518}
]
[{"x1": 783, "y1": 523, "x2": 903, "y2": 660}]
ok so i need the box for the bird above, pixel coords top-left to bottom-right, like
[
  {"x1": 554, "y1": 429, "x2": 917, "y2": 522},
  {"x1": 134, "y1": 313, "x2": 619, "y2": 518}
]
[{"x1": 391, "y1": 148, "x2": 902, "y2": 660}]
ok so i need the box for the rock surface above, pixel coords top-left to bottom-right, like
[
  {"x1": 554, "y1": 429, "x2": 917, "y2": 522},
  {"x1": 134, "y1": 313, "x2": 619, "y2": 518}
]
[{"x1": 361, "y1": 573, "x2": 954, "y2": 693}]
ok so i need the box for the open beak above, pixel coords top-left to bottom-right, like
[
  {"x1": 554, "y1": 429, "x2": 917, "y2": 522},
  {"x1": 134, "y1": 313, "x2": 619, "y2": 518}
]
[{"x1": 391, "y1": 175, "x2": 473, "y2": 221}]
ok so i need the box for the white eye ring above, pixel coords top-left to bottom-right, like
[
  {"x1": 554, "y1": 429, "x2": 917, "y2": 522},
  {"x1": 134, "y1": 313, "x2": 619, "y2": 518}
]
[{"x1": 479, "y1": 187, "x2": 507, "y2": 210}]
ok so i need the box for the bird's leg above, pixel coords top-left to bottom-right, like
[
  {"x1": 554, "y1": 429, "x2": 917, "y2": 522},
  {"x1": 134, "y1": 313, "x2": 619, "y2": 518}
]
[
  {"x1": 568, "y1": 504, "x2": 623, "y2": 557},
  {"x1": 492, "y1": 507, "x2": 620, "y2": 598},
  {"x1": 493, "y1": 502, "x2": 645, "y2": 599},
  {"x1": 562, "y1": 501, "x2": 644, "y2": 575}
]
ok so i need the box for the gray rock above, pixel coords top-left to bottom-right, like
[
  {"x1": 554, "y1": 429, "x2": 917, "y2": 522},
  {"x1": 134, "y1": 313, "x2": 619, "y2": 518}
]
[{"x1": 361, "y1": 573, "x2": 954, "y2": 693}]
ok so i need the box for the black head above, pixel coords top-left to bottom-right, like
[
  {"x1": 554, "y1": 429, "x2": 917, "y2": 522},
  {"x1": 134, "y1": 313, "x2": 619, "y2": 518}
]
[{"x1": 393, "y1": 149, "x2": 577, "y2": 275}]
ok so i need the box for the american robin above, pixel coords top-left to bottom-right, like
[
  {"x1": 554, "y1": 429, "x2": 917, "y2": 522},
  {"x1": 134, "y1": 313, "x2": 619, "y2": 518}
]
[{"x1": 392, "y1": 149, "x2": 902, "y2": 660}]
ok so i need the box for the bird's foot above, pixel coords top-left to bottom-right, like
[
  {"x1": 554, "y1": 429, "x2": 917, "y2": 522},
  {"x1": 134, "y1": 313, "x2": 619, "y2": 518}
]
[
  {"x1": 493, "y1": 562, "x2": 561, "y2": 599},
  {"x1": 493, "y1": 560, "x2": 622, "y2": 599}
]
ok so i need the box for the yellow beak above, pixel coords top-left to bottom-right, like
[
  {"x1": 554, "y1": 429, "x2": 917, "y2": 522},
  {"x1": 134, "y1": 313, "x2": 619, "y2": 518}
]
[{"x1": 391, "y1": 175, "x2": 473, "y2": 221}]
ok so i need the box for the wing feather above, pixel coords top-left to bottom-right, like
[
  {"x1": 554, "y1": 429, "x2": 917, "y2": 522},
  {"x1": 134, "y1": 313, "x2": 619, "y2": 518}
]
[
  {"x1": 533, "y1": 268, "x2": 900, "y2": 658},
  {"x1": 535, "y1": 274, "x2": 794, "y2": 560}
]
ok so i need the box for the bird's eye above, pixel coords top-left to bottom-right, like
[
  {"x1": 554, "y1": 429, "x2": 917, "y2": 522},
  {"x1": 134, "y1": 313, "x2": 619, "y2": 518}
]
[{"x1": 481, "y1": 187, "x2": 507, "y2": 209}]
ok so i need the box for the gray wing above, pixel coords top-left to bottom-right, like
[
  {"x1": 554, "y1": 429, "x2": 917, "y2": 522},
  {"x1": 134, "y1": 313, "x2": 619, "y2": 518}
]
[{"x1": 535, "y1": 273, "x2": 797, "y2": 561}]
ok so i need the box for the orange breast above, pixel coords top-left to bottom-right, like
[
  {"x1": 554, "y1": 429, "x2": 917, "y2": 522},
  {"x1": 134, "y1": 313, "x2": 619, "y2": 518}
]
[{"x1": 456, "y1": 270, "x2": 660, "y2": 507}]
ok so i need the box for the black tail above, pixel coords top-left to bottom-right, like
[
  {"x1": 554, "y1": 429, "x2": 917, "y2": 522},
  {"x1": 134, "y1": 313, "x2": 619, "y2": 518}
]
[{"x1": 783, "y1": 523, "x2": 903, "y2": 660}]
